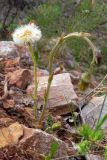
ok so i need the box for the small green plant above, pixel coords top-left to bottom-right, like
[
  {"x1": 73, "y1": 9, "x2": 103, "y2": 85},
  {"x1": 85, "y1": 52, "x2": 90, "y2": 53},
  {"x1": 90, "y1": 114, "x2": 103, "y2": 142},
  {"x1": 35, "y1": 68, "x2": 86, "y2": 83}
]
[
  {"x1": 46, "y1": 142, "x2": 59, "y2": 160},
  {"x1": 45, "y1": 115, "x2": 61, "y2": 133},
  {"x1": 77, "y1": 114, "x2": 107, "y2": 156},
  {"x1": 40, "y1": 142, "x2": 59, "y2": 160},
  {"x1": 78, "y1": 140, "x2": 90, "y2": 155},
  {"x1": 78, "y1": 124, "x2": 104, "y2": 142},
  {"x1": 104, "y1": 146, "x2": 107, "y2": 160}
]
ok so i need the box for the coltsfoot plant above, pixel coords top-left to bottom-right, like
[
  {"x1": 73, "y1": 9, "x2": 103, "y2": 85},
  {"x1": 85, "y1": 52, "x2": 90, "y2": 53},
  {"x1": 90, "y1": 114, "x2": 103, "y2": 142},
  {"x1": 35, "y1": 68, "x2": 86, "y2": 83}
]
[
  {"x1": 12, "y1": 23, "x2": 98, "y2": 127},
  {"x1": 12, "y1": 23, "x2": 42, "y2": 124}
]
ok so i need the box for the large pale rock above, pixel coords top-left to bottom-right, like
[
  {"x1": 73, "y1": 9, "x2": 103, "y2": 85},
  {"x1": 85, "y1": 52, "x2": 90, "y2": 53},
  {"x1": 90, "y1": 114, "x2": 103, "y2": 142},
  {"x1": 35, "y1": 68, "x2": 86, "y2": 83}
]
[
  {"x1": 82, "y1": 96, "x2": 107, "y2": 129},
  {"x1": 27, "y1": 73, "x2": 78, "y2": 115},
  {"x1": 0, "y1": 41, "x2": 18, "y2": 58},
  {"x1": 0, "y1": 122, "x2": 23, "y2": 148}
]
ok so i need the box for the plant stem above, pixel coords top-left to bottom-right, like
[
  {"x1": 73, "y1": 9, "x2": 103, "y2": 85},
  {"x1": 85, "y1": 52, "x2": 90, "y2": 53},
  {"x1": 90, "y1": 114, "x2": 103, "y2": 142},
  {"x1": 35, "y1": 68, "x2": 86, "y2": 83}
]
[
  {"x1": 28, "y1": 44, "x2": 38, "y2": 122},
  {"x1": 97, "y1": 93, "x2": 107, "y2": 125},
  {"x1": 83, "y1": 36, "x2": 96, "y2": 73},
  {"x1": 39, "y1": 32, "x2": 97, "y2": 125},
  {"x1": 64, "y1": 32, "x2": 97, "y2": 73},
  {"x1": 39, "y1": 37, "x2": 63, "y2": 125}
]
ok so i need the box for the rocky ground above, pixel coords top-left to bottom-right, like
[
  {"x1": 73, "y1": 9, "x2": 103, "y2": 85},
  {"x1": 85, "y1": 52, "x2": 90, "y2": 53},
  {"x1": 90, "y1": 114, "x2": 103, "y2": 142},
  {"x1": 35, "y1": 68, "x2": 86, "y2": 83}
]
[
  {"x1": 0, "y1": 41, "x2": 106, "y2": 160},
  {"x1": 0, "y1": 0, "x2": 107, "y2": 159}
]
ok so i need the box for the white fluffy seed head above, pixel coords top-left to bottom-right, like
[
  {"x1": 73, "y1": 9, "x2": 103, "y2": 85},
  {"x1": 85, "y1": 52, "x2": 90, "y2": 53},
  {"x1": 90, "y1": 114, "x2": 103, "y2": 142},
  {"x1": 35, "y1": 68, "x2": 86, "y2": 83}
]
[{"x1": 12, "y1": 23, "x2": 42, "y2": 46}]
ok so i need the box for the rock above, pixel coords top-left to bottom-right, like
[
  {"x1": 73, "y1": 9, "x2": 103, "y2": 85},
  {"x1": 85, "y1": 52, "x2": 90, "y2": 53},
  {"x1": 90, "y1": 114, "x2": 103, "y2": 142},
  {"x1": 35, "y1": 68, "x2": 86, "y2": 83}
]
[
  {"x1": 0, "y1": 125, "x2": 69, "y2": 159},
  {"x1": 0, "y1": 41, "x2": 18, "y2": 58},
  {"x1": 37, "y1": 68, "x2": 49, "y2": 76},
  {"x1": 0, "y1": 122, "x2": 23, "y2": 148},
  {"x1": 0, "y1": 118, "x2": 14, "y2": 128},
  {"x1": 4, "y1": 57, "x2": 20, "y2": 72},
  {"x1": 19, "y1": 126, "x2": 69, "y2": 159},
  {"x1": 0, "y1": 107, "x2": 8, "y2": 119},
  {"x1": 27, "y1": 73, "x2": 78, "y2": 115},
  {"x1": 16, "y1": 107, "x2": 35, "y2": 127},
  {"x1": 82, "y1": 96, "x2": 107, "y2": 129},
  {"x1": 0, "y1": 41, "x2": 31, "y2": 59},
  {"x1": 19, "y1": 55, "x2": 33, "y2": 68},
  {"x1": 8, "y1": 69, "x2": 32, "y2": 89},
  {"x1": 3, "y1": 99, "x2": 15, "y2": 109},
  {"x1": 86, "y1": 154, "x2": 103, "y2": 160}
]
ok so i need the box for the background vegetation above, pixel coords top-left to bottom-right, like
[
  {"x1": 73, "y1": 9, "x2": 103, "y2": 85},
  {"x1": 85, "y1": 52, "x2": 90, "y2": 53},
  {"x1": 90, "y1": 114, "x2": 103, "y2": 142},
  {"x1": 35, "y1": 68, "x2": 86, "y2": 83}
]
[{"x1": 0, "y1": 0, "x2": 107, "y2": 76}]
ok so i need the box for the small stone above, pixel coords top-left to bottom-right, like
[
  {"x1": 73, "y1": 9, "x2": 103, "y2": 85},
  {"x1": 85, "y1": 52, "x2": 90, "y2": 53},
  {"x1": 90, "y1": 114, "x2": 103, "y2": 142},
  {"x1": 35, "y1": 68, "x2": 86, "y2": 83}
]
[
  {"x1": 3, "y1": 99, "x2": 15, "y2": 109},
  {"x1": 0, "y1": 118, "x2": 14, "y2": 128},
  {"x1": 8, "y1": 69, "x2": 32, "y2": 89},
  {"x1": 0, "y1": 122, "x2": 23, "y2": 148},
  {"x1": 86, "y1": 154, "x2": 103, "y2": 160},
  {"x1": 4, "y1": 57, "x2": 20, "y2": 72}
]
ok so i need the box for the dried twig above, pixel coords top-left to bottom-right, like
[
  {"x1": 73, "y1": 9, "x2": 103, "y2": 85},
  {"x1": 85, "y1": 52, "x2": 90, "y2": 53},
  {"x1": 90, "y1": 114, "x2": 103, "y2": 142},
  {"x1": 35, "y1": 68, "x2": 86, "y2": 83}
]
[{"x1": 0, "y1": 76, "x2": 9, "y2": 101}]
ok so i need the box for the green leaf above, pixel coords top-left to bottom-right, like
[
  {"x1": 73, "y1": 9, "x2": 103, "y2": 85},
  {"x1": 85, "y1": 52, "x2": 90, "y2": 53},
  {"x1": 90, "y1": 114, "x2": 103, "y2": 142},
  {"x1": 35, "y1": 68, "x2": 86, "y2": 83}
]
[
  {"x1": 78, "y1": 140, "x2": 90, "y2": 155},
  {"x1": 50, "y1": 142, "x2": 59, "y2": 158},
  {"x1": 45, "y1": 142, "x2": 59, "y2": 160},
  {"x1": 104, "y1": 146, "x2": 107, "y2": 160},
  {"x1": 91, "y1": 130, "x2": 104, "y2": 141},
  {"x1": 45, "y1": 155, "x2": 51, "y2": 160},
  {"x1": 78, "y1": 124, "x2": 94, "y2": 140},
  {"x1": 95, "y1": 114, "x2": 107, "y2": 132}
]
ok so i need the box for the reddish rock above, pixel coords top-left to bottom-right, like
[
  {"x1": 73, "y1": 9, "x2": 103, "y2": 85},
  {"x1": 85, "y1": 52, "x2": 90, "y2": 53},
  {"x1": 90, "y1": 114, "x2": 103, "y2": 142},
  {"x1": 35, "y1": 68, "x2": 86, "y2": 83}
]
[
  {"x1": 16, "y1": 107, "x2": 35, "y2": 127},
  {"x1": 3, "y1": 99, "x2": 15, "y2": 109},
  {"x1": 8, "y1": 69, "x2": 32, "y2": 89},
  {"x1": 4, "y1": 57, "x2": 20, "y2": 72},
  {"x1": 27, "y1": 73, "x2": 78, "y2": 115},
  {"x1": 19, "y1": 126, "x2": 69, "y2": 159},
  {"x1": 0, "y1": 118, "x2": 14, "y2": 128}
]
